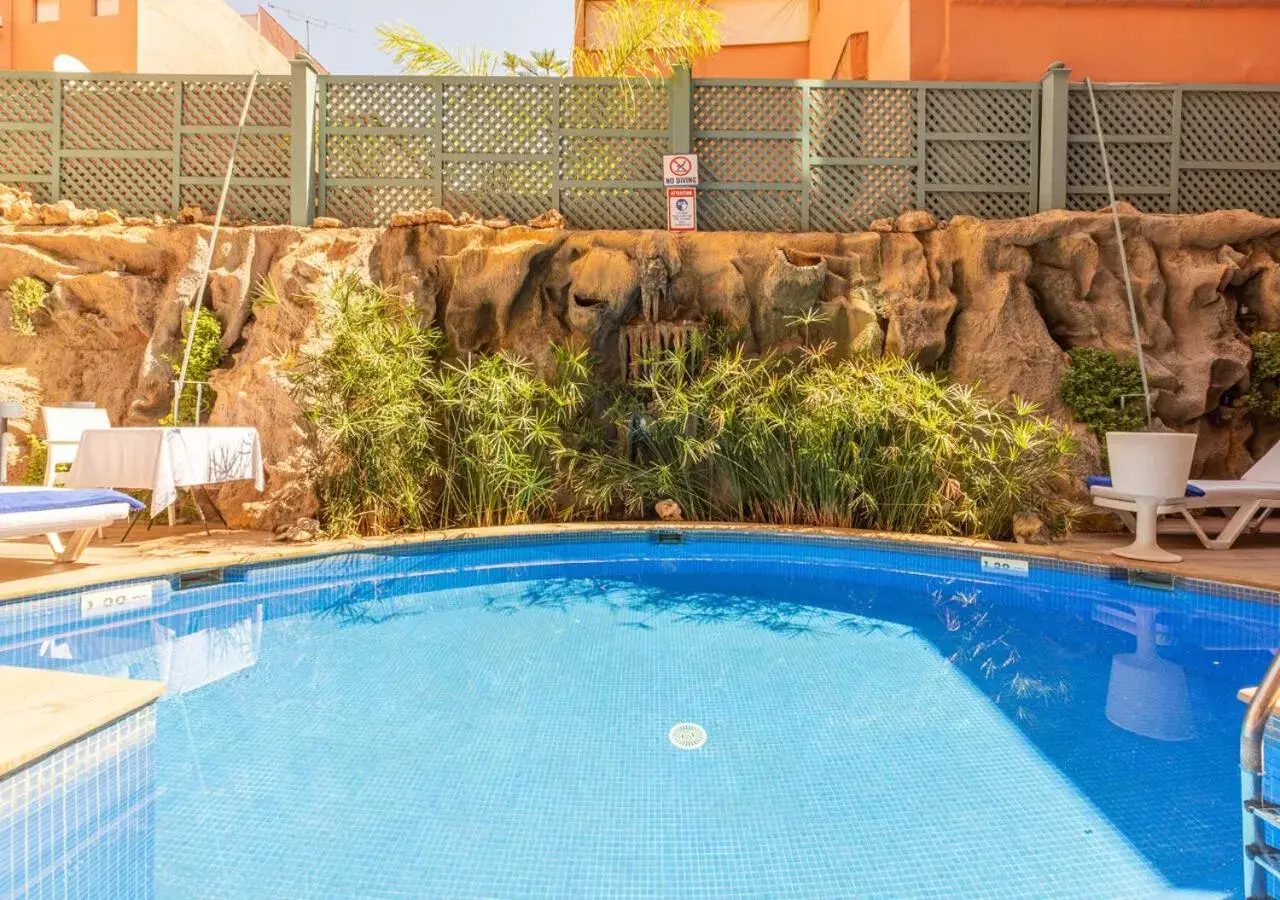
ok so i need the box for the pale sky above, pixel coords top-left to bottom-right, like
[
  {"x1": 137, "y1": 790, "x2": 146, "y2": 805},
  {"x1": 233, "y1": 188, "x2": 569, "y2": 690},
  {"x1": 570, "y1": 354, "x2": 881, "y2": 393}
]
[{"x1": 230, "y1": 0, "x2": 574, "y2": 74}]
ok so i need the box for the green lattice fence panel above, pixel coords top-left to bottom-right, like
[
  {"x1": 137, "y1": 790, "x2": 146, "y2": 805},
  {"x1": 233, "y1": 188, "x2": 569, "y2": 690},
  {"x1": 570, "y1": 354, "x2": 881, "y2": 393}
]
[
  {"x1": 922, "y1": 85, "x2": 1038, "y2": 221},
  {"x1": 692, "y1": 80, "x2": 1036, "y2": 232},
  {"x1": 809, "y1": 84, "x2": 916, "y2": 230},
  {"x1": 0, "y1": 73, "x2": 289, "y2": 219},
  {"x1": 319, "y1": 78, "x2": 440, "y2": 225},
  {"x1": 558, "y1": 80, "x2": 668, "y2": 229},
  {"x1": 59, "y1": 77, "x2": 175, "y2": 215},
  {"x1": 0, "y1": 74, "x2": 56, "y2": 203},
  {"x1": 178, "y1": 76, "x2": 292, "y2": 221},
  {"x1": 1178, "y1": 88, "x2": 1280, "y2": 216},
  {"x1": 693, "y1": 81, "x2": 803, "y2": 231},
  {"x1": 318, "y1": 76, "x2": 668, "y2": 227},
  {"x1": 441, "y1": 79, "x2": 555, "y2": 220},
  {"x1": 1065, "y1": 85, "x2": 1174, "y2": 213}
]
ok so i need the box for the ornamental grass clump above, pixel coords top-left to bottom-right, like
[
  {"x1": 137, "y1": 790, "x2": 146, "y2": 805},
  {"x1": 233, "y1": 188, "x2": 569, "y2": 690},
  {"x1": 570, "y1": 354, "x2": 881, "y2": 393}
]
[
  {"x1": 297, "y1": 276, "x2": 1078, "y2": 540},
  {"x1": 570, "y1": 337, "x2": 1078, "y2": 539},
  {"x1": 292, "y1": 274, "x2": 593, "y2": 535},
  {"x1": 7, "y1": 276, "x2": 48, "y2": 336}
]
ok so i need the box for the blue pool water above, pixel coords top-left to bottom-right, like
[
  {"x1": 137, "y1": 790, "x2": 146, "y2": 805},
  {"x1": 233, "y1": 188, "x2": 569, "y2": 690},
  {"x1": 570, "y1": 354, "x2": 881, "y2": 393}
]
[{"x1": 2, "y1": 530, "x2": 1276, "y2": 898}]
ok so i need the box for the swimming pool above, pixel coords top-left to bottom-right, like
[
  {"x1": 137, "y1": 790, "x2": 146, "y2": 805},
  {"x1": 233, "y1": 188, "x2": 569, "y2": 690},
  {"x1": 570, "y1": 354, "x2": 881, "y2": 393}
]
[{"x1": 2, "y1": 528, "x2": 1275, "y2": 898}]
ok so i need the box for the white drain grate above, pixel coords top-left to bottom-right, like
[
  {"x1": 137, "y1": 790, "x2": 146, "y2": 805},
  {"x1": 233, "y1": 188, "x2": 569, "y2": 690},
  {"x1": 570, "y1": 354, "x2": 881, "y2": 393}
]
[{"x1": 668, "y1": 722, "x2": 707, "y2": 750}]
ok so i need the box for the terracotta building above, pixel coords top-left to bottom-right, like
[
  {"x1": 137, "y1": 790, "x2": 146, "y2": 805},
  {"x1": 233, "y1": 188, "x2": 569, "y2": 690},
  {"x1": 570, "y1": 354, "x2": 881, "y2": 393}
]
[
  {"x1": 575, "y1": 0, "x2": 1280, "y2": 84},
  {"x1": 0, "y1": 0, "x2": 317, "y2": 74}
]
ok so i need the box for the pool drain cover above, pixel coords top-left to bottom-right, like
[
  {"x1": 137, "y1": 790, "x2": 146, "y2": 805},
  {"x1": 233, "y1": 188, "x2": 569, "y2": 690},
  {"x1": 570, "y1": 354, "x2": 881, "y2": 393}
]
[{"x1": 668, "y1": 722, "x2": 707, "y2": 750}]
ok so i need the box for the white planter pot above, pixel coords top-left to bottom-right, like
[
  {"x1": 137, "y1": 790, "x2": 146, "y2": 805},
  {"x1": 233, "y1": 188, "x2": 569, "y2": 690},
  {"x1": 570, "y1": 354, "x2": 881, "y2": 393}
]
[{"x1": 1106, "y1": 431, "x2": 1197, "y2": 563}]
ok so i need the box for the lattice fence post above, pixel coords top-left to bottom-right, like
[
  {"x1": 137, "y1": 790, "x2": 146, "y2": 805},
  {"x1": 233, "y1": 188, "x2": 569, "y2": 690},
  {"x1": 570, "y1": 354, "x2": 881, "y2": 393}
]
[
  {"x1": 1037, "y1": 61, "x2": 1070, "y2": 211},
  {"x1": 290, "y1": 57, "x2": 318, "y2": 225},
  {"x1": 670, "y1": 64, "x2": 692, "y2": 154}
]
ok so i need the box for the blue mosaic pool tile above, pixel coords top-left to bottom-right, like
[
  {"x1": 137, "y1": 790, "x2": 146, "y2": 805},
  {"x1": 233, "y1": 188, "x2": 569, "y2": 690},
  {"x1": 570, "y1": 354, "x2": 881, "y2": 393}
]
[
  {"x1": 0, "y1": 527, "x2": 1271, "y2": 898},
  {"x1": 1, "y1": 705, "x2": 157, "y2": 899}
]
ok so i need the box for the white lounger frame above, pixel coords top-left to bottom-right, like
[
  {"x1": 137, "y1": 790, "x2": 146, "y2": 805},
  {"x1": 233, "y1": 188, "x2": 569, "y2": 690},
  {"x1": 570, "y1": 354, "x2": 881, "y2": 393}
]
[
  {"x1": 0, "y1": 501, "x2": 133, "y2": 562},
  {"x1": 1091, "y1": 491, "x2": 1277, "y2": 551}
]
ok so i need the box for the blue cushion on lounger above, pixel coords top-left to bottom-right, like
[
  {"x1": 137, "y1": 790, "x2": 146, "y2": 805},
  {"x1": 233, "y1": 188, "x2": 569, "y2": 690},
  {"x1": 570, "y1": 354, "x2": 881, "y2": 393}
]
[
  {"x1": 1086, "y1": 475, "x2": 1205, "y2": 498},
  {"x1": 0, "y1": 489, "x2": 144, "y2": 514}
]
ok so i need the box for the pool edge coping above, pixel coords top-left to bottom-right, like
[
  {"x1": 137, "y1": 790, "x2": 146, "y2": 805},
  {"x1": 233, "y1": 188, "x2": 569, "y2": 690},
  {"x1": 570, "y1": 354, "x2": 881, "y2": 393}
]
[{"x1": 2, "y1": 521, "x2": 1276, "y2": 605}]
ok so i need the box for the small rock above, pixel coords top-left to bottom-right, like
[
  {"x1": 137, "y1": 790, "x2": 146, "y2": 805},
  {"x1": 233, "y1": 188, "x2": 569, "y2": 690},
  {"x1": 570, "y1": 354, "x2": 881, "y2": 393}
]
[
  {"x1": 5, "y1": 198, "x2": 32, "y2": 223},
  {"x1": 655, "y1": 499, "x2": 683, "y2": 521},
  {"x1": 868, "y1": 217, "x2": 894, "y2": 233},
  {"x1": 1012, "y1": 512, "x2": 1050, "y2": 545},
  {"x1": 124, "y1": 216, "x2": 151, "y2": 227},
  {"x1": 421, "y1": 207, "x2": 456, "y2": 225},
  {"x1": 177, "y1": 205, "x2": 204, "y2": 225},
  {"x1": 313, "y1": 216, "x2": 344, "y2": 229},
  {"x1": 528, "y1": 209, "x2": 566, "y2": 229},
  {"x1": 894, "y1": 210, "x2": 939, "y2": 233},
  {"x1": 40, "y1": 200, "x2": 76, "y2": 225},
  {"x1": 455, "y1": 211, "x2": 478, "y2": 226},
  {"x1": 483, "y1": 217, "x2": 512, "y2": 230},
  {"x1": 98, "y1": 209, "x2": 123, "y2": 226},
  {"x1": 389, "y1": 207, "x2": 456, "y2": 228}
]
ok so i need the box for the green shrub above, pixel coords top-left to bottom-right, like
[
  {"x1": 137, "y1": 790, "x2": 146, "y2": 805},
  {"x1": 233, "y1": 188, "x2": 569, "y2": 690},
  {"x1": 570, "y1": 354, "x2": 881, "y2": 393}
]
[
  {"x1": 569, "y1": 339, "x2": 1079, "y2": 539},
  {"x1": 1059, "y1": 347, "x2": 1146, "y2": 438},
  {"x1": 1246, "y1": 331, "x2": 1280, "y2": 420},
  {"x1": 290, "y1": 274, "x2": 593, "y2": 535},
  {"x1": 295, "y1": 277, "x2": 1079, "y2": 540},
  {"x1": 21, "y1": 434, "x2": 47, "y2": 485},
  {"x1": 7, "y1": 277, "x2": 48, "y2": 336},
  {"x1": 162, "y1": 307, "x2": 225, "y2": 425}
]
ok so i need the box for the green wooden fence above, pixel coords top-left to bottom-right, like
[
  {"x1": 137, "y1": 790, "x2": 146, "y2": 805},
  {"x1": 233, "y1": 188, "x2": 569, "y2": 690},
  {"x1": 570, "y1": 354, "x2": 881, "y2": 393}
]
[{"x1": 1, "y1": 61, "x2": 1278, "y2": 229}]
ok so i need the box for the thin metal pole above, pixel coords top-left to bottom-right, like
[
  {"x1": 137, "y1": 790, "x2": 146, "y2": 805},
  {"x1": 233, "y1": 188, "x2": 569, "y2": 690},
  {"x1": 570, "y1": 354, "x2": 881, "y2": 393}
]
[
  {"x1": 1084, "y1": 77, "x2": 1152, "y2": 428},
  {"x1": 173, "y1": 71, "x2": 260, "y2": 425}
]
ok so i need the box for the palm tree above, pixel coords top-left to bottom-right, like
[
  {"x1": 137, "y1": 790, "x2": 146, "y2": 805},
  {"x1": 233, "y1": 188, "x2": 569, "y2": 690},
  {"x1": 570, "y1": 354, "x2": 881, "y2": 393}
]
[
  {"x1": 376, "y1": 0, "x2": 721, "y2": 79},
  {"x1": 573, "y1": 0, "x2": 721, "y2": 80}
]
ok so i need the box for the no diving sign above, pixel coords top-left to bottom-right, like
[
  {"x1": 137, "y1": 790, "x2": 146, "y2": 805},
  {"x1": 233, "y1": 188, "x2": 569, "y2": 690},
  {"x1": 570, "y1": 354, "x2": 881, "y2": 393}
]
[
  {"x1": 667, "y1": 187, "x2": 696, "y2": 232},
  {"x1": 663, "y1": 154, "x2": 699, "y2": 187}
]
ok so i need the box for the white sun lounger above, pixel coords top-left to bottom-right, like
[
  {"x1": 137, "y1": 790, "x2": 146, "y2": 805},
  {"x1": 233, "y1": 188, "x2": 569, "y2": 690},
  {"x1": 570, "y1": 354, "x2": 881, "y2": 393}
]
[
  {"x1": 1091, "y1": 440, "x2": 1280, "y2": 552},
  {"x1": 0, "y1": 486, "x2": 139, "y2": 563}
]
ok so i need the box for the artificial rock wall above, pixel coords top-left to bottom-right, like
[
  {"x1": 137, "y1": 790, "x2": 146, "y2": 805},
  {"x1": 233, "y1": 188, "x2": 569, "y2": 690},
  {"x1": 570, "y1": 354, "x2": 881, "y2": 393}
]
[{"x1": 2, "y1": 203, "x2": 1278, "y2": 528}]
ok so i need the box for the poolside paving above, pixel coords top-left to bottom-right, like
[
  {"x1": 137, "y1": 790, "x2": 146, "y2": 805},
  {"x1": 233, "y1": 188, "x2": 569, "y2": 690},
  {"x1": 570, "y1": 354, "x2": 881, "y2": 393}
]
[{"x1": 0, "y1": 518, "x2": 1276, "y2": 601}]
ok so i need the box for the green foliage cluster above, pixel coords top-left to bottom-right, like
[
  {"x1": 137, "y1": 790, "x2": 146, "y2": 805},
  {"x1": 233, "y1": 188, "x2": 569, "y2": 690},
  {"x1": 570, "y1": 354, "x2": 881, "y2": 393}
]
[
  {"x1": 1058, "y1": 347, "x2": 1146, "y2": 438},
  {"x1": 291, "y1": 275, "x2": 592, "y2": 535},
  {"x1": 7, "y1": 276, "x2": 49, "y2": 336},
  {"x1": 21, "y1": 434, "x2": 47, "y2": 485},
  {"x1": 296, "y1": 276, "x2": 1079, "y2": 540},
  {"x1": 162, "y1": 307, "x2": 225, "y2": 425},
  {"x1": 1246, "y1": 331, "x2": 1280, "y2": 420},
  {"x1": 571, "y1": 335, "x2": 1079, "y2": 537}
]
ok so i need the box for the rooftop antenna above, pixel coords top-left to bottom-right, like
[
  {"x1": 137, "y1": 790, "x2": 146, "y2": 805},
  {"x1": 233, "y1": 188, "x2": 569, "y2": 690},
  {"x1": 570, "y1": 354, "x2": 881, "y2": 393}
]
[{"x1": 261, "y1": 3, "x2": 354, "y2": 51}]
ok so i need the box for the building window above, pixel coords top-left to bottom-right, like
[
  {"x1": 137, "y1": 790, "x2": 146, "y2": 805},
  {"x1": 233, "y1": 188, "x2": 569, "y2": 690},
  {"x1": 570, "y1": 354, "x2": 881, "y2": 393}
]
[
  {"x1": 96, "y1": 0, "x2": 119, "y2": 14},
  {"x1": 34, "y1": 0, "x2": 60, "y2": 23}
]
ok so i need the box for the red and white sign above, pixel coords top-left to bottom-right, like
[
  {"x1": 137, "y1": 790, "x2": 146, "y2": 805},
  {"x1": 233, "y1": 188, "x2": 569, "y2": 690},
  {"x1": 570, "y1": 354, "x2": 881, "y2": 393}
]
[
  {"x1": 667, "y1": 187, "x2": 697, "y2": 232},
  {"x1": 663, "y1": 154, "x2": 699, "y2": 187}
]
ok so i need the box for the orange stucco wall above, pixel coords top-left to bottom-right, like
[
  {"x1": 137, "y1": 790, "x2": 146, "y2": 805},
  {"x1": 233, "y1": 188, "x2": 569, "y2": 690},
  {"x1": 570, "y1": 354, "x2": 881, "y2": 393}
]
[
  {"x1": 909, "y1": 0, "x2": 1280, "y2": 84},
  {"x1": 1, "y1": 0, "x2": 138, "y2": 72},
  {"x1": 809, "y1": 0, "x2": 910, "y2": 81},
  {"x1": 690, "y1": 41, "x2": 809, "y2": 78}
]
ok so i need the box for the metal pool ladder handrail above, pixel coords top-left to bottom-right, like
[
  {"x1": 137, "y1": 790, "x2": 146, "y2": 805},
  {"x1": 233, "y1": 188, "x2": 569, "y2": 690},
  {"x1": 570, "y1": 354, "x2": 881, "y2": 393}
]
[{"x1": 1242, "y1": 650, "x2": 1280, "y2": 898}]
